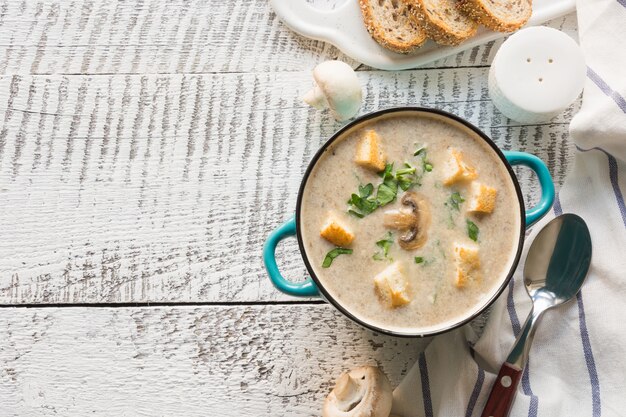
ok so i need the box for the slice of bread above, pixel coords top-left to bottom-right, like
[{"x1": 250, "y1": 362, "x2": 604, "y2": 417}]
[
  {"x1": 459, "y1": 0, "x2": 531, "y2": 32},
  {"x1": 442, "y1": 148, "x2": 477, "y2": 185},
  {"x1": 453, "y1": 243, "x2": 481, "y2": 287},
  {"x1": 374, "y1": 262, "x2": 411, "y2": 307},
  {"x1": 405, "y1": 0, "x2": 478, "y2": 46},
  {"x1": 355, "y1": 130, "x2": 387, "y2": 172},
  {"x1": 320, "y1": 214, "x2": 355, "y2": 247},
  {"x1": 467, "y1": 182, "x2": 497, "y2": 214},
  {"x1": 359, "y1": 0, "x2": 428, "y2": 53}
]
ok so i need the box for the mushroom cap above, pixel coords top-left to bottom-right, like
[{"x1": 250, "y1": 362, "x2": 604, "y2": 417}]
[
  {"x1": 311, "y1": 60, "x2": 362, "y2": 122},
  {"x1": 323, "y1": 366, "x2": 392, "y2": 417}
]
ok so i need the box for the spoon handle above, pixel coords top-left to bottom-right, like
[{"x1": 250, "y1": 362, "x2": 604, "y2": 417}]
[{"x1": 480, "y1": 362, "x2": 523, "y2": 417}]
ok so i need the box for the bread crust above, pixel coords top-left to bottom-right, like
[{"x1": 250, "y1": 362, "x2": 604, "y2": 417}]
[
  {"x1": 359, "y1": 0, "x2": 428, "y2": 53},
  {"x1": 404, "y1": 0, "x2": 478, "y2": 46},
  {"x1": 459, "y1": 0, "x2": 531, "y2": 32}
]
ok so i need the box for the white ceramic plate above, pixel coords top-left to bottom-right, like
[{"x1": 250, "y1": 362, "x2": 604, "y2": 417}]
[{"x1": 270, "y1": 0, "x2": 576, "y2": 70}]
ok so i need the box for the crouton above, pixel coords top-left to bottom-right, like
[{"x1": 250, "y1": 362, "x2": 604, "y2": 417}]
[
  {"x1": 467, "y1": 182, "x2": 497, "y2": 214},
  {"x1": 320, "y1": 215, "x2": 354, "y2": 247},
  {"x1": 374, "y1": 262, "x2": 411, "y2": 307},
  {"x1": 355, "y1": 130, "x2": 386, "y2": 172},
  {"x1": 443, "y1": 149, "x2": 477, "y2": 185},
  {"x1": 454, "y1": 243, "x2": 481, "y2": 288}
]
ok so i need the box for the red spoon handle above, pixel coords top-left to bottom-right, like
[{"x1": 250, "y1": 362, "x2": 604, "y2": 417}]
[{"x1": 480, "y1": 362, "x2": 523, "y2": 417}]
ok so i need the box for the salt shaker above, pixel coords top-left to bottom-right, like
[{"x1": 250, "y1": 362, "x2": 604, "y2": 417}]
[{"x1": 489, "y1": 26, "x2": 586, "y2": 124}]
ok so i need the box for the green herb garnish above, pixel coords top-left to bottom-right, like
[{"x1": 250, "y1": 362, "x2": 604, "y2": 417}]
[
  {"x1": 414, "y1": 145, "x2": 433, "y2": 172},
  {"x1": 347, "y1": 183, "x2": 378, "y2": 218},
  {"x1": 466, "y1": 219, "x2": 479, "y2": 242},
  {"x1": 376, "y1": 178, "x2": 398, "y2": 206},
  {"x1": 396, "y1": 164, "x2": 416, "y2": 177},
  {"x1": 359, "y1": 183, "x2": 374, "y2": 198},
  {"x1": 347, "y1": 160, "x2": 426, "y2": 218},
  {"x1": 348, "y1": 210, "x2": 364, "y2": 218},
  {"x1": 414, "y1": 256, "x2": 424, "y2": 264},
  {"x1": 375, "y1": 164, "x2": 398, "y2": 206},
  {"x1": 414, "y1": 146, "x2": 426, "y2": 156},
  {"x1": 396, "y1": 162, "x2": 420, "y2": 191},
  {"x1": 447, "y1": 192, "x2": 465, "y2": 211},
  {"x1": 322, "y1": 247, "x2": 353, "y2": 268},
  {"x1": 373, "y1": 232, "x2": 394, "y2": 261},
  {"x1": 380, "y1": 163, "x2": 394, "y2": 180}
]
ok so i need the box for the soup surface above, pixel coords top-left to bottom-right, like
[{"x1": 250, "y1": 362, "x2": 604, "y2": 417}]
[{"x1": 300, "y1": 111, "x2": 521, "y2": 334}]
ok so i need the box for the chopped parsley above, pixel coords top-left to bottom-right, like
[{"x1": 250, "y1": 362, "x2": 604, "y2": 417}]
[
  {"x1": 347, "y1": 160, "x2": 426, "y2": 218},
  {"x1": 466, "y1": 219, "x2": 479, "y2": 242},
  {"x1": 322, "y1": 247, "x2": 353, "y2": 268},
  {"x1": 347, "y1": 183, "x2": 377, "y2": 218},
  {"x1": 359, "y1": 183, "x2": 374, "y2": 198},
  {"x1": 413, "y1": 146, "x2": 426, "y2": 157},
  {"x1": 376, "y1": 178, "x2": 398, "y2": 206},
  {"x1": 414, "y1": 145, "x2": 433, "y2": 172},
  {"x1": 414, "y1": 256, "x2": 424, "y2": 264},
  {"x1": 375, "y1": 164, "x2": 398, "y2": 206},
  {"x1": 373, "y1": 232, "x2": 394, "y2": 261},
  {"x1": 380, "y1": 163, "x2": 394, "y2": 179},
  {"x1": 396, "y1": 162, "x2": 420, "y2": 191},
  {"x1": 447, "y1": 191, "x2": 465, "y2": 211}
]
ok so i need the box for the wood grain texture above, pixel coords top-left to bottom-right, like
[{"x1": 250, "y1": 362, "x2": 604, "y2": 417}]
[
  {"x1": 0, "y1": 71, "x2": 578, "y2": 304},
  {"x1": 0, "y1": 2, "x2": 583, "y2": 416},
  {"x1": 0, "y1": 0, "x2": 577, "y2": 74},
  {"x1": 0, "y1": 304, "x2": 428, "y2": 416}
]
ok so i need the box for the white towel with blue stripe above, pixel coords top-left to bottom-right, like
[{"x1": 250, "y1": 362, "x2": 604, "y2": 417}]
[{"x1": 392, "y1": 1, "x2": 626, "y2": 416}]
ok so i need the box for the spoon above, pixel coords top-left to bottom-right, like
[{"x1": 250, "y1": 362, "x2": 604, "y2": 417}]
[{"x1": 481, "y1": 214, "x2": 592, "y2": 417}]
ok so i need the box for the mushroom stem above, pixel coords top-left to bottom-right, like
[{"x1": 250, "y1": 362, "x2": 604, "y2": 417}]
[
  {"x1": 323, "y1": 366, "x2": 393, "y2": 417},
  {"x1": 333, "y1": 373, "x2": 363, "y2": 411},
  {"x1": 383, "y1": 209, "x2": 417, "y2": 230},
  {"x1": 302, "y1": 85, "x2": 328, "y2": 110},
  {"x1": 383, "y1": 192, "x2": 430, "y2": 251}
]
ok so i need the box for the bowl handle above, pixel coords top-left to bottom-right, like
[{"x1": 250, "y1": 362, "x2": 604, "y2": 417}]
[
  {"x1": 263, "y1": 216, "x2": 320, "y2": 297},
  {"x1": 503, "y1": 151, "x2": 555, "y2": 227}
]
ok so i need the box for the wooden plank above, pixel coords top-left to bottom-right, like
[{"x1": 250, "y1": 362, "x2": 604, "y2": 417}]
[
  {"x1": 0, "y1": 304, "x2": 428, "y2": 416},
  {"x1": 0, "y1": 71, "x2": 578, "y2": 304},
  {"x1": 0, "y1": 0, "x2": 577, "y2": 74}
]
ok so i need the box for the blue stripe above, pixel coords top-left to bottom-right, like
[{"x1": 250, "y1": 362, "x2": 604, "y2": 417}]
[
  {"x1": 618, "y1": 0, "x2": 626, "y2": 9},
  {"x1": 553, "y1": 190, "x2": 563, "y2": 216},
  {"x1": 506, "y1": 277, "x2": 539, "y2": 417},
  {"x1": 554, "y1": 193, "x2": 602, "y2": 416},
  {"x1": 506, "y1": 277, "x2": 521, "y2": 335},
  {"x1": 577, "y1": 291, "x2": 602, "y2": 416},
  {"x1": 587, "y1": 67, "x2": 626, "y2": 114},
  {"x1": 580, "y1": 68, "x2": 626, "y2": 227},
  {"x1": 521, "y1": 363, "x2": 538, "y2": 417},
  {"x1": 576, "y1": 146, "x2": 626, "y2": 228},
  {"x1": 465, "y1": 368, "x2": 485, "y2": 417},
  {"x1": 418, "y1": 352, "x2": 434, "y2": 417}
]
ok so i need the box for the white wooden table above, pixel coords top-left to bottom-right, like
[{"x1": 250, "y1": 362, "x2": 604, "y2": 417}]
[{"x1": 0, "y1": 2, "x2": 579, "y2": 415}]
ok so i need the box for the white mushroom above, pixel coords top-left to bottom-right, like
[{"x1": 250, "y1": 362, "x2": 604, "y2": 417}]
[
  {"x1": 303, "y1": 60, "x2": 362, "y2": 121},
  {"x1": 323, "y1": 366, "x2": 392, "y2": 417}
]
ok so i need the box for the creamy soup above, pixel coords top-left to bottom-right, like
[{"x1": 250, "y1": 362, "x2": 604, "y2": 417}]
[{"x1": 300, "y1": 111, "x2": 522, "y2": 334}]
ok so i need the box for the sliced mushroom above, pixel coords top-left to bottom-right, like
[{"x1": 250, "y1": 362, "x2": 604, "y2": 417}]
[
  {"x1": 383, "y1": 192, "x2": 430, "y2": 250},
  {"x1": 323, "y1": 366, "x2": 392, "y2": 417}
]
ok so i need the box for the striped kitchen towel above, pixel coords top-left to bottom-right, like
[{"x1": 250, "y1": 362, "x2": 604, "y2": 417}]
[{"x1": 392, "y1": 1, "x2": 626, "y2": 416}]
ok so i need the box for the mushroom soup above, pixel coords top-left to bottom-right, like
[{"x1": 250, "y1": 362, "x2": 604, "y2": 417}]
[{"x1": 300, "y1": 112, "x2": 521, "y2": 333}]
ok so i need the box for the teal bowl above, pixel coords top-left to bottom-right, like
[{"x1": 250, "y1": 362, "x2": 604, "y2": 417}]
[{"x1": 263, "y1": 107, "x2": 554, "y2": 337}]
